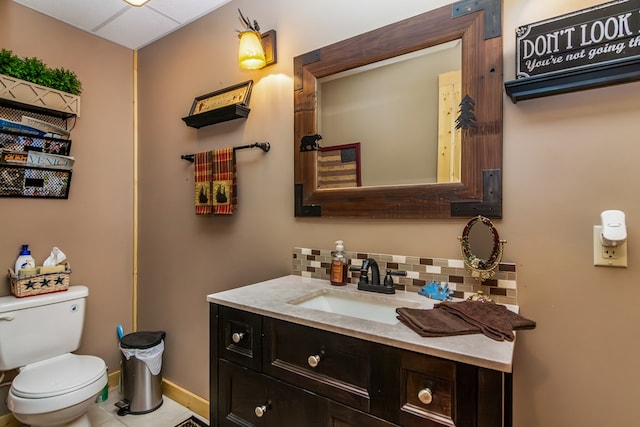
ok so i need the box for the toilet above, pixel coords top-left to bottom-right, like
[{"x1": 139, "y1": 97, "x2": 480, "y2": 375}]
[{"x1": 0, "y1": 286, "x2": 107, "y2": 427}]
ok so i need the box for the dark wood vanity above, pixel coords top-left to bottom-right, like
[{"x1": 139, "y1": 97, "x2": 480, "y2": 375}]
[{"x1": 210, "y1": 303, "x2": 511, "y2": 427}]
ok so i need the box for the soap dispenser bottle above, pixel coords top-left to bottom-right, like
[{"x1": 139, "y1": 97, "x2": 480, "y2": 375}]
[
  {"x1": 330, "y1": 240, "x2": 348, "y2": 286},
  {"x1": 14, "y1": 244, "x2": 35, "y2": 276}
]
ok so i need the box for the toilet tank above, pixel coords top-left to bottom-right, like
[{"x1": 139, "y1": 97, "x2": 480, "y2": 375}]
[{"x1": 0, "y1": 286, "x2": 89, "y2": 371}]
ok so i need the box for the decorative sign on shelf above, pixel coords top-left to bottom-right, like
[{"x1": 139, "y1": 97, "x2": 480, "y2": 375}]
[
  {"x1": 182, "y1": 80, "x2": 253, "y2": 129},
  {"x1": 505, "y1": 0, "x2": 640, "y2": 102},
  {"x1": 515, "y1": 0, "x2": 640, "y2": 79}
]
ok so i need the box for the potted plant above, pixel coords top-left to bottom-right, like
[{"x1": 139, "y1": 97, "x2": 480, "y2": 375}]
[{"x1": 0, "y1": 49, "x2": 81, "y2": 116}]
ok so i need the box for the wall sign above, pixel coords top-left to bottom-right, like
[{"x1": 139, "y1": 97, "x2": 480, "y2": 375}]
[
  {"x1": 505, "y1": 0, "x2": 640, "y2": 102},
  {"x1": 516, "y1": 0, "x2": 640, "y2": 78},
  {"x1": 182, "y1": 80, "x2": 253, "y2": 129}
]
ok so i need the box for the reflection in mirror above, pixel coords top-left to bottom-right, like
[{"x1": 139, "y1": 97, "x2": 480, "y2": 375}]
[
  {"x1": 318, "y1": 40, "x2": 462, "y2": 188},
  {"x1": 459, "y1": 216, "x2": 506, "y2": 281}
]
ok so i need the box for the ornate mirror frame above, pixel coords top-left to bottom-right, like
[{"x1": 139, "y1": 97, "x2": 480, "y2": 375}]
[
  {"x1": 459, "y1": 215, "x2": 506, "y2": 281},
  {"x1": 294, "y1": 0, "x2": 503, "y2": 219}
]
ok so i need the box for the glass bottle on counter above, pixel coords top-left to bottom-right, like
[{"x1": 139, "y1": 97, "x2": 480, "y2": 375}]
[{"x1": 330, "y1": 240, "x2": 348, "y2": 286}]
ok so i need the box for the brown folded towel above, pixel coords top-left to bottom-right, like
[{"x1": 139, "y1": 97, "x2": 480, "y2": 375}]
[
  {"x1": 396, "y1": 307, "x2": 479, "y2": 338},
  {"x1": 397, "y1": 301, "x2": 536, "y2": 342}
]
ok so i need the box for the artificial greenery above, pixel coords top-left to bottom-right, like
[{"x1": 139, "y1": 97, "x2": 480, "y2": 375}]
[{"x1": 0, "y1": 49, "x2": 82, "y2": 95}]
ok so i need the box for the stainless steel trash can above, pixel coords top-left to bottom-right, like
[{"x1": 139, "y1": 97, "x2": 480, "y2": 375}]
[{"x1": 116, "y1": 331, "x2": 166, "y2": 416}]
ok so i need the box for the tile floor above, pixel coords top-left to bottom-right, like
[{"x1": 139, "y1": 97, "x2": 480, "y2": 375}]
[{"x1": 86, "y1": 386, "x2": 206, "y2": 427}]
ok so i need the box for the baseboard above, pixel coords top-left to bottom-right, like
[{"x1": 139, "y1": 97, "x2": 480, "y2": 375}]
[
  {"x1": 162, "y1": 379, "x2": 209, "y2": 421},
  {"x1": 108, "y1": 370, "x2": 120, "y2": 388},
  {"x1": 0, "y1": 412, "x2": 20, "y2": 427}
]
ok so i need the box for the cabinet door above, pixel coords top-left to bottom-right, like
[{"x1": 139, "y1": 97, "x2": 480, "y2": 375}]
[{"x1": 218, "y1": 359, "x2": 325, "y2": 427}]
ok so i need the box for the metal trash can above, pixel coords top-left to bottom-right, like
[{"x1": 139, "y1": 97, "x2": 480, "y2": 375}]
[{"x1": 116, "y1": 331, "x2": 166, "y2": 416}]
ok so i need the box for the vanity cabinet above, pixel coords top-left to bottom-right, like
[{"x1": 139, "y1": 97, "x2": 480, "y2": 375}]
[{"x1": 210, "y1": 304, "x2": 511, "y2": 427}]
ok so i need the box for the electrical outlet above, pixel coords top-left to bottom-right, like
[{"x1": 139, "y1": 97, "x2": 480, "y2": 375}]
[{"x1": 593, "y1": 225, "x2": 628, "y2": 267}]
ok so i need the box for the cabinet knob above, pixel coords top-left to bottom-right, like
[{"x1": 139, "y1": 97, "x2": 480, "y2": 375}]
[
  {"x1": 418, "y1": 387, "x2": 433, "y2": 405},
  {"x1": 232, "y1": 332, "x2": 245, "y2": 343},
  {"x1": 307, "y1": 354, "x2": 322, "y2": 368},
  {"x1": 255, "y1": 405, "x2": 268, "y2": 417}
]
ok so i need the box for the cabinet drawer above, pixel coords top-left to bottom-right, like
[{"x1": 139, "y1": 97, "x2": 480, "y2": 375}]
[
  {"x1": 218, "y1": 359, "x2": 325, "y2": 427},
  {"x1": 399, "y1": 350, "x2": 458, "y2": 427},
  {"x1": 218, "y1": 306, "x2": 262, "y2": 371},
  {"x1": 263, "y1": 317, "x2": 372, "y2": 412}
]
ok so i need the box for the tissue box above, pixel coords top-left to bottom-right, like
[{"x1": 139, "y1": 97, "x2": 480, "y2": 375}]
[{"x1": 8, "y1": 263, "x2": 71, "y2": 298}]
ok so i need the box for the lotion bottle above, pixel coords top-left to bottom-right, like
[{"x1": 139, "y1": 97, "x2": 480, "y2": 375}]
[
  {"x1": 15, "y1": 244, "x2": 35, "y2": 276},
  {"x1": 330, "y1": 240, "x2": 348, "y2": 286}
]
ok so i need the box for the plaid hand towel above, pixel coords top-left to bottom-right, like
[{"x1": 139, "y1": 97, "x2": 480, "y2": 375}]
[
  {"x1": 194, "y1": 151, "x2": 212, "y2": 215},
  {"x1": 212, "y1": 147, "x2": 237, "y2": 215}
]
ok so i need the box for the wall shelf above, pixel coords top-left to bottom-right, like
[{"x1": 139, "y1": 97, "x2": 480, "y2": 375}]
[
  {"x1": 0, "y1": 74, "x2": 80, "y2": 118},
  {"x1": 504, "y1": 57, "x2": 640, "y2": 103},
  {"x1": 181, "y1": 103, "x2": 250, "y2": 129}
]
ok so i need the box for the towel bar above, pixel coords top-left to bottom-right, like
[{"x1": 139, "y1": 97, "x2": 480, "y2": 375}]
[{"x1": 181, "y1": 142, "x2": 270, "y2": 162}]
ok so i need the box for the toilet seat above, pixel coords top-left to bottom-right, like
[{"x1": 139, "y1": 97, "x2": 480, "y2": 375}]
[
  {"x1": 12, "y1": 353, "x2": 106, "y2": 399},
  {"x1": 7, "y1": 352, "x2": 107, "y2": 416}
]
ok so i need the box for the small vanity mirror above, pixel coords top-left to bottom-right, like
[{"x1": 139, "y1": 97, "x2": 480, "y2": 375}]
[{"x1": 459, "y1": 216, "x2": 506, "y2": 281}]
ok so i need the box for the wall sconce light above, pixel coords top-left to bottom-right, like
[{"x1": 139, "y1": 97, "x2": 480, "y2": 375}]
[
  {"x1": 237, "y1": 9, "x2": 277, "y2": 70},
  {"x1": 123, "y1": 0, "x2": 150, "y2": 6}
]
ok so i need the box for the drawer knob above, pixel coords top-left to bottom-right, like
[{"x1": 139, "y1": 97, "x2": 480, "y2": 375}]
[
  {"x1": 255, "y1": 405, "x2": 269, "y2": 417},
  {"x1": 307, "y1": 354, "x2": 322, "y2": 368},
  {"x1": 418, "y1": 388, "x2": 433, "y2": 405},
  {"x1": 232, "y1": 332, "x2": 245, "y2": 343}
]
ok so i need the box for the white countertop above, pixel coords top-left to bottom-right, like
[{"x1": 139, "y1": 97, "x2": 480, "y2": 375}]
[{"x1": 207, "y1": 275, "x2": 516, "y2": 373}]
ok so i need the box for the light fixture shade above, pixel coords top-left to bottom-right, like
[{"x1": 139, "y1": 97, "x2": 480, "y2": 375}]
[
  {"x1": 123, "y1": 0, "x2": 150, "y2": 6},
  {"x1": 238, "y1": 31, "x2": 266, "y2": 70}
]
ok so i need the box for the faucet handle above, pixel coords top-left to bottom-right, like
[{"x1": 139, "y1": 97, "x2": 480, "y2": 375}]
[
  {"x1": 349, "y1": 265, "x2": 368, "y2": 284},
  {"x1": 383, "y1": 269, "x2": 407, "y2": 287}
]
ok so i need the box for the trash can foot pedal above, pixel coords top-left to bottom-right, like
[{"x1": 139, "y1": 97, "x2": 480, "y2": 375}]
[{"x1": 115, "y1": 400, "x2": 130, "y2": 416}]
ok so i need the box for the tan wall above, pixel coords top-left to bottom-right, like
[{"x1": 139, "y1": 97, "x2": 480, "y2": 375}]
[
  {"x1": 0, "y1": 0, "x2": 134, "y2": 375},
  {"x1": 3, "y1": 0, "x2": 640, "y2": 426},
  {"x1": 139, "y1": 1, "x2": 640, "y2": 425}
]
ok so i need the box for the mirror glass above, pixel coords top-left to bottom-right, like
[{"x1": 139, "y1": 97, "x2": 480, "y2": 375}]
[
  {"x1": 293, "y1": 3, "x2": 503, "y2": 219},
  {"x1": 317, "y1": 40, "x2": 462, "y2": 188},
  {"x1": 459, "y1": 216, "x2": 505, "y2": 281}
]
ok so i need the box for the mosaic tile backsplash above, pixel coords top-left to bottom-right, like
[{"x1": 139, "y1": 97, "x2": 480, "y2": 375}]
[{"x1": 292, "y1": 247, "x2": 518, "y2": 305}]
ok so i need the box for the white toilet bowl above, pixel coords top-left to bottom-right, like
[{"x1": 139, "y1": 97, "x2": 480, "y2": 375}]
[{"x1": 7, "y1": 353, "x2": 108, "y2": 427}]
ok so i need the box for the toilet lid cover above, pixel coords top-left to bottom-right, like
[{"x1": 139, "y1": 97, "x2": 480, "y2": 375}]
[{"x1": 12, "y1": 354, "x2": 106, "y2": 398}]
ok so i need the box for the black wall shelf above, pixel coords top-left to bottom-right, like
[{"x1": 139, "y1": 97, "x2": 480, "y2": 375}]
[
  {"x1": 182, "y1": 104, "x2": 250, "y2": 129},
  {"x1": 505, "y1": 56, "x2": 640, "y2": 103}
]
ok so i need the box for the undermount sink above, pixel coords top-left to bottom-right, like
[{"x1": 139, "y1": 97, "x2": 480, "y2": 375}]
[{"x1": 287, "y1": 288, "x2": 421, "y2": 325}]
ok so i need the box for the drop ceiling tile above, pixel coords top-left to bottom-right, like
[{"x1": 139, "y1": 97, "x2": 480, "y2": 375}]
[
  {"x1": 96, "y1": 7, "x2": 178, "y2": 49},
  {"x1": 11, "y1": 0, "x2": 231, "y2": 50},
  {"x1": 12, "y1": 0, "x2": 127, "y2": 31},
  {"x1": 149, "y1": 0, "x2": 231, "y2": 24}
]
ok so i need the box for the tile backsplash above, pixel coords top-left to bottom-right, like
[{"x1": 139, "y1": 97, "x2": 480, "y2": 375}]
[{"x1": 292, "y1": 247, "x2": 517, "y2": 305}]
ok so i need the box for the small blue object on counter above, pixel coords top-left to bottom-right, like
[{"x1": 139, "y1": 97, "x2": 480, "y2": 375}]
[{"x1": 418, "y1": 281, "x2": 453, "y2": 301}]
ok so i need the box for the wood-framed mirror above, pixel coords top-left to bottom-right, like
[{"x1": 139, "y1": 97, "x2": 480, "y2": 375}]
[{"x1": 294, "y1": 0, "x2": 503, "y2": 219}]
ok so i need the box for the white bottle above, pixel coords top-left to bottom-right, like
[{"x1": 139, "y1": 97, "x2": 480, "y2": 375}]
[{"x1": 15, "y1": 244, "x2": 35, "y2": 276}]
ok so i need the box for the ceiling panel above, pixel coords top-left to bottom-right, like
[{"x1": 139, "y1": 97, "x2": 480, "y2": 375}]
[
  {"x1": 150, "y1": 0, "x2": 229, "y2": 24},
  {"x1": 11, "y1": 0, "x2": 231, "y2": 50},
  {"x1": 96, "y1": 6, "x2": 179, "y2": 50}
]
